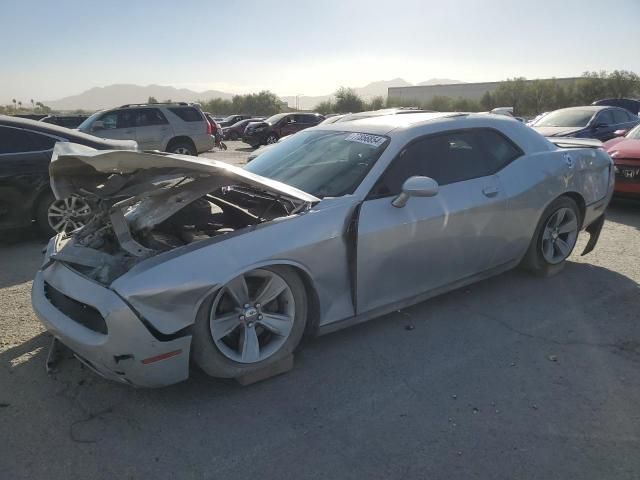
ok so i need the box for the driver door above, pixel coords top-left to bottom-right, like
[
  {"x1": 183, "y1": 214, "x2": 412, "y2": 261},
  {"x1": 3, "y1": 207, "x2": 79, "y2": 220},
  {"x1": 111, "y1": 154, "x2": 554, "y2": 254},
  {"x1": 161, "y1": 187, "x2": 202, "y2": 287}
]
[{"x1": 356, "y1": 129, "x2": 516, "y2": 314}]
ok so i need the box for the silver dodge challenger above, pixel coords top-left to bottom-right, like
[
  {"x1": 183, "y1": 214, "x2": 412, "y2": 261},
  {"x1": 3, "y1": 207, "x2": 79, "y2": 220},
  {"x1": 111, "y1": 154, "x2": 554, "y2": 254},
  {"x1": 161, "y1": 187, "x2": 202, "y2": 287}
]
[{"x1": 32, "y1": 112, "x2": 614, "y2": 387}]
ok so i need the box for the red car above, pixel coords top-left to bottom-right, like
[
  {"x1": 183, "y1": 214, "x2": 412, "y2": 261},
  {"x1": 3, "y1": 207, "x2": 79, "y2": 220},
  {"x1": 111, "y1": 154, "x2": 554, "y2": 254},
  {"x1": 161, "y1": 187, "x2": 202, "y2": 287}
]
[{"x1": 604, "y1": 124, "x2": 640, "y2": 197}]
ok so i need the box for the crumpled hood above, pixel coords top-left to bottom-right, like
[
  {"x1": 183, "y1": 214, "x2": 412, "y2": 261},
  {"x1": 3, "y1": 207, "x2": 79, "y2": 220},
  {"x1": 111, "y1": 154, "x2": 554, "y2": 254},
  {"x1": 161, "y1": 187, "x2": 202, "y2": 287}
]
[
  {"x1": 50, "y1": 142, "x2": 319, "y2": 203},
  {"x1": 532, "y1": 126, "x2": 586, "y2": 137},
  {"x1": 50, "y1": 142, "x2": 319, "y2": 233}
]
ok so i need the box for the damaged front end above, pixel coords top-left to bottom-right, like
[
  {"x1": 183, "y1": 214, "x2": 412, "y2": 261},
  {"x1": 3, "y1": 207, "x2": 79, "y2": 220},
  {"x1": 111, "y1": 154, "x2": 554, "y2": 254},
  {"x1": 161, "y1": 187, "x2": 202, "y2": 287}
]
[{"x1": 47, "y1": 143, "x2": 319, "y2": 285}]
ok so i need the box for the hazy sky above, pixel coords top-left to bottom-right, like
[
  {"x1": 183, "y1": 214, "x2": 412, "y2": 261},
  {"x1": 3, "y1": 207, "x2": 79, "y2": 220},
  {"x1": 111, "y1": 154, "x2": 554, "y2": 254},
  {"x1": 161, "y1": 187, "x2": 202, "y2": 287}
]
[{"x1": 1, "y1": 0, "x2": 639, "y2": 102}]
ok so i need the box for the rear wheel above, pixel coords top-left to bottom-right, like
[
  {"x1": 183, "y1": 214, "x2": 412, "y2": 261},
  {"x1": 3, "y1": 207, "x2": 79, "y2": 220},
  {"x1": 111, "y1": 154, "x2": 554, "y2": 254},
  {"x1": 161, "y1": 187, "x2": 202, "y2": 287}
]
[
  {"x1": 522, "y1": 196, "x2": 581, "y2": 277},
  {"x1": 191, "y1": 266, "x2": 307, "y2": 378},
  {"x1": 265, "y1": 133, "x2": 278, "y2": 145},
  {"x1": 168, "y1": 140, "x2": 197, "y2": 156}
]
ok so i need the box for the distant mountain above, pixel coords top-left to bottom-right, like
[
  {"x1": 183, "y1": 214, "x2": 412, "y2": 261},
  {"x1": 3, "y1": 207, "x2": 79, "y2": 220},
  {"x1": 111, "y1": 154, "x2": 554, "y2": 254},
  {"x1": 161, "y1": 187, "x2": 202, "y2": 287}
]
[
  {"x1": 43, "y1": 78, "x2": 465, "y2": 111},
  {"x1": 45, "y1": 84, "x2": 234, "y2": 111},
  {"x1": 281, "y1": 78, "x2": 417, "y2": 110},
  {"x1": 417, "y1": 78, "x2": 465, "y2": 86}
]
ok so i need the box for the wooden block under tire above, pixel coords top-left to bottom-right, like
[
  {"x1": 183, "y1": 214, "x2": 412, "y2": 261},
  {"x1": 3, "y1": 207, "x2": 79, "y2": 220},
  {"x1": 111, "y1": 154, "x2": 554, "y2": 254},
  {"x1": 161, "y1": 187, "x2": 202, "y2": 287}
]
[{"x1": 235, "y1": 354, "x2": 294, "y2": 386}]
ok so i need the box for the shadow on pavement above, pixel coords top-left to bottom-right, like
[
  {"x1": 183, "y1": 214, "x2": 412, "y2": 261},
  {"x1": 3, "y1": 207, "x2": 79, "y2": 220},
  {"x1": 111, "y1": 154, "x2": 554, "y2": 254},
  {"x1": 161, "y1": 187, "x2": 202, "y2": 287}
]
[
  {"x1": 607, "y1": 198, "x2": 640, "y2": 230},
  {"x1": 0, "y1": 234, "x2": 46, "y2": 289}
]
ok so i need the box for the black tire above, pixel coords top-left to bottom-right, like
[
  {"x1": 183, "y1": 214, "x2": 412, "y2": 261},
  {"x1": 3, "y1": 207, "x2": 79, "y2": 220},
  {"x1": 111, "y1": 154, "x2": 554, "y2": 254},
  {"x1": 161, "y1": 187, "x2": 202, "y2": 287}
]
[
  {"x1": 521, "y1": 196, "x2": 581, "y2": 277},
  {"x1": 167, "y1": 140, "x2": 197, "y2": 156},
  {"x1": 191, "y1": 266, "x2": 307, "y2": 379},
  {"x1": 34, "y1": 191, "x2": 56, "y2": 238},
  {"x1": 264, "y1": 133, "x2": 278, "y2": 145}
]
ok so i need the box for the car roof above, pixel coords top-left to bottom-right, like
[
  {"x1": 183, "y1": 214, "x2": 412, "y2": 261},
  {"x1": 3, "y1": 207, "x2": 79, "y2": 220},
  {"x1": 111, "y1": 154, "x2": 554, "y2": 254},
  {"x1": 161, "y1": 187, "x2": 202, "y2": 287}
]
[
  {"x1": 552, "y1": 106, "x2": 609, "y2": 113},
  {"x1": 315, "y1": 111, "x2": 471, "y2": 135}
]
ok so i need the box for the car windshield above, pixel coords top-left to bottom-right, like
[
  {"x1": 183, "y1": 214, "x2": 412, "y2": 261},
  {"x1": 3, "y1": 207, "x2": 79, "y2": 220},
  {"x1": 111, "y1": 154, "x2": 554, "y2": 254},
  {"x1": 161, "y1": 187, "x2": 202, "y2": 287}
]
[
  {"x1": 222, "y1": 115, "x2": 239, "y2": 123},
  {"x1": 264, "y1": 113, "x2": 288, "y2": 125},
  {"x1": 77, "y1": 111, "x2": 102, "y2": 130},
  {"x1": 626, "y1": 124, "x2": 640, "y2": 139},
  {"x1": 244, "y1": 130, "x2": 389, "y2": 198},
  {"x1": 534, "y1": 109, "x2": 594, "y2": 128}
]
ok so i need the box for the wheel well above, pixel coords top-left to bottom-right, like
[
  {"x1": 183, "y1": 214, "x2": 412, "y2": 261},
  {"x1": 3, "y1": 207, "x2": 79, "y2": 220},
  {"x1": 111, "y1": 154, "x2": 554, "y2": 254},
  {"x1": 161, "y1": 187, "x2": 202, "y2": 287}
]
[
  {"x1": 165, "y1": 136, "x2": 196, "y2": 152},
  {"x1": 561, "y1": 192, "x2": 586, "y2": 228},
  {"x1": 31, "y1": 187, "x2": 53, "y2": 219},
  {"x1": 281, "y1": 265, "x2": 321, "y2": 336}
]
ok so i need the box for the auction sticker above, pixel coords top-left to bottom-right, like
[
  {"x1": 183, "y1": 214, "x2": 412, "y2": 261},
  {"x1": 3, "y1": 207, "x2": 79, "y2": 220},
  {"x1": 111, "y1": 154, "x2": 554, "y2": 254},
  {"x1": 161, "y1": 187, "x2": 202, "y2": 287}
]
[{"x1": 345, "y1": 133, "x2": 386, "y2": 147}]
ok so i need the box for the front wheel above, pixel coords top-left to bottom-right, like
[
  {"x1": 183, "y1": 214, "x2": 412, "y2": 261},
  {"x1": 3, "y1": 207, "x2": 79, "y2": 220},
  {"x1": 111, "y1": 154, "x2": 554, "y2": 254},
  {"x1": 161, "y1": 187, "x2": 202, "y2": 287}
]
[
  {"x1": 522, "y1": 196, "x2": 581, "y2": 277},
  {"x1": 265, "y1": 133, "x2": 278, "y2": 145},
  {"x1": 36, "y1": 192, "x2": 92, "y2": 237},
  {"x1": 191, "y1": 266, "x2": 307, "y2": 379}
]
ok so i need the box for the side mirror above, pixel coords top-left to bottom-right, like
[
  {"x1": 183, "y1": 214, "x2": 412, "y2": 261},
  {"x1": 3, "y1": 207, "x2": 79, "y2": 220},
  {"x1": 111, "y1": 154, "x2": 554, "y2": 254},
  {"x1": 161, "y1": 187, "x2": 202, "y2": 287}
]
[
  {"x1": 392, "y1": 176, "x2": 439, "y2": 208},
  {"x1": 91, "y1": 120, "x2": 104, "y2": 131},
  {"x1": 614, "y1": 129, "x2": 628, "y2": 137}
]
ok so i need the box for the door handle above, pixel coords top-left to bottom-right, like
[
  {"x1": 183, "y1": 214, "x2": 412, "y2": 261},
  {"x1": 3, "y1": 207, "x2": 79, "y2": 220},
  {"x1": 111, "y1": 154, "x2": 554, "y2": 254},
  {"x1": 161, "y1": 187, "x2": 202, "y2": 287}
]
[{"x1": 482, "y1": 186, "x2": 499, "y2": 197}]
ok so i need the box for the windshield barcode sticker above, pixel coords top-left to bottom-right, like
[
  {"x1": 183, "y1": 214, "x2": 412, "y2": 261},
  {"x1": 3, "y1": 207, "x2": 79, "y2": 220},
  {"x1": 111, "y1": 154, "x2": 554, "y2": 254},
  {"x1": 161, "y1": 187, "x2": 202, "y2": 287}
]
[{"x1": 345, "y1": 133, "x2": 386, "y2": 147}]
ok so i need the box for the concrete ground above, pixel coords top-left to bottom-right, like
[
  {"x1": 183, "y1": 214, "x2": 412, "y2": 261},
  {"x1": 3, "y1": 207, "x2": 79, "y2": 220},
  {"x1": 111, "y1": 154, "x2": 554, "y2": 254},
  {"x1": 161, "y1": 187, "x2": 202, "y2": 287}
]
[{"x1": 1, "y1": 142, "x2": 639, "y2": 479}]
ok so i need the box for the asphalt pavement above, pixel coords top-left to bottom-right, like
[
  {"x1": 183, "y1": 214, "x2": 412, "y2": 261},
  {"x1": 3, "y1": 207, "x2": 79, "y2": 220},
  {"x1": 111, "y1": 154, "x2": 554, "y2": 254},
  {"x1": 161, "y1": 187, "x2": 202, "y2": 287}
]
[{"x1": 1, "y1": 142, "x2": 639, "y2": 479}]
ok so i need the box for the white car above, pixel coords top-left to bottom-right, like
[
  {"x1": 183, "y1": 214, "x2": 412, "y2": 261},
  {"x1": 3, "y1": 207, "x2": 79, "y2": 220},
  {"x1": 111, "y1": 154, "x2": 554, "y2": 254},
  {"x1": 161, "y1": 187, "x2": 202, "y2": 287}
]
[{"x1": 77, "y1": 103, "x2": 214, "y2": 155}]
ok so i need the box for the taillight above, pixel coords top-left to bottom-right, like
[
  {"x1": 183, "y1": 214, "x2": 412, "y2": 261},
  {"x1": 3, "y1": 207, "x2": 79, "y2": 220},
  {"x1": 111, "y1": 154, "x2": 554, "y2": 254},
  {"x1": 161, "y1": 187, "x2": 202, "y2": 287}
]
[{"x1": 206, "y1": 120, "x2": 213, "y2": 135}]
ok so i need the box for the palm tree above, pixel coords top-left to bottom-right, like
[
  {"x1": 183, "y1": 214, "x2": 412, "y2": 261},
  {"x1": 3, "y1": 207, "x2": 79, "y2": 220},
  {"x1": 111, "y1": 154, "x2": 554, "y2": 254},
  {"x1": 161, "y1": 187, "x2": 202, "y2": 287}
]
[
  {"x1": 30, "y1": 99, "x2": 35, "y2": 111},
  {"x1": 17, "y1": 101, "x2": 22, "y2": 111},
  {"x1": 12, "y1": 99, "x2": 16, "y2": 112}
]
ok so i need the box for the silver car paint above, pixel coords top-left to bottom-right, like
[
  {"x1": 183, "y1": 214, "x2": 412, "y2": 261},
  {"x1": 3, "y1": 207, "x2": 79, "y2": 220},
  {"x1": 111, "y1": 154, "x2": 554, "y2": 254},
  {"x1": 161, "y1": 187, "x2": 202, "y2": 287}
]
[{"x1": 32, "y1": 113, "x2": 614, "y2": 386}]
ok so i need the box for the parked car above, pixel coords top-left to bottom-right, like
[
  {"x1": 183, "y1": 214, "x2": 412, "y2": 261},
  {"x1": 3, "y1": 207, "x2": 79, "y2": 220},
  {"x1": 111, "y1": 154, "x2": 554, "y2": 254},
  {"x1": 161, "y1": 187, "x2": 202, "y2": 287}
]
[
  {"x1": 40, "y1": 114, "x2": 89, "y2": 129},
  {"x1": 223, "y1": 118, "x2": 264, "y2": 140},
  {"x1": 32, "y1": 112, "x2": 613, "y2": 387},
  {"x1": 218, "y1": 115, "x2": 254, "y2": 128},
  {"x1": 593, "y1": 98, "x2": 640, "y2": 116},
  {"x1": 243, "y1": 112, "x2": 324, "y2": 147},
  {"x1": 530, "y1": 105, "x2": 639, "y2": 141},
  {"x1": 77, "y1": 102, "x2": 214, "y2": 155},
  {"x1": 0, "y1": 115, "x2": 137, "y2": 236},
  {"x1": 603, "y1": 123, "x2": 640, "y2": 197}
]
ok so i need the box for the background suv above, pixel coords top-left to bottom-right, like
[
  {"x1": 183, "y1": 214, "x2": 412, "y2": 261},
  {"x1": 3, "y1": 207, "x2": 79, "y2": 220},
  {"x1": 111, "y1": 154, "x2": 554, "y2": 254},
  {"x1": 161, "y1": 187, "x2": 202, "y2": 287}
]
[
  {"x1": 218, "y1": 114, "x2": 254, "y2": 127},
  {"x1": 243, "y1": 112, "x2": 324, "y2": 147},
  {"x1": 77, "y1": 102, "x2": 214, "y2": 155}
]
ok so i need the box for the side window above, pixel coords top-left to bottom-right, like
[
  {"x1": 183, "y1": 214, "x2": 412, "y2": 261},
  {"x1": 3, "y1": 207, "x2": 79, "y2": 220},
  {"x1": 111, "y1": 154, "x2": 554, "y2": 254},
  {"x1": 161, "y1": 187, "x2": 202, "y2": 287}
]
[
  {"x1": 612, "y1": 109, "x2": 629, "y2": 124},
  {"x1": 117, "y1": 109, "x2": 137, "y2": 129},
  {"x1": 137, "y1": 108, "x2": 168, "y2": 127},
  {"x1": 168, "y1": 107, "x2": 203, "y2": 122},
  {"x1": 371, "y1": 129, "x2": 521, "y2": 197},
  {"x1": 0, "y1": 127, "x2": 33, "y2": 154},
  {"x1": 596, "y1": 110, "x2": 614, "y2": 125},
  {"x1": 28, "y1": 132, "x2": 57, "y2": 151},
  {"x1": 99, "y1": 111, "x2": 119, "y2": 130}
]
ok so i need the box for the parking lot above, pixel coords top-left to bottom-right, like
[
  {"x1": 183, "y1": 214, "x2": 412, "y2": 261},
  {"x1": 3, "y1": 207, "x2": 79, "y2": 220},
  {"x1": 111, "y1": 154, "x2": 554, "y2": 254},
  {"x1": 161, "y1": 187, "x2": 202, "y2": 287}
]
[{"x1": 1, "y1": 141, "x2": 639, "y2": 480}]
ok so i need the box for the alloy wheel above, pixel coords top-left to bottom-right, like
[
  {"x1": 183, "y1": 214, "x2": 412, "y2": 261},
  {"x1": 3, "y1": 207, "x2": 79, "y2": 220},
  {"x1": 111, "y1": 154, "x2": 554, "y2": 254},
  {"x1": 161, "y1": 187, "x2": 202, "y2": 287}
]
[
  {"x1": 541, "y1": 207, "x2": 579, "y2": 264},
  {"x1": 173, "y1": 146, "x2": 192, "y2": 155},
  {"x1": 209, "y1": 269, "x2": 296, "y2": 364},
  {"x1": 47, "y1": 195, "x2": 92, "y2": 234}
]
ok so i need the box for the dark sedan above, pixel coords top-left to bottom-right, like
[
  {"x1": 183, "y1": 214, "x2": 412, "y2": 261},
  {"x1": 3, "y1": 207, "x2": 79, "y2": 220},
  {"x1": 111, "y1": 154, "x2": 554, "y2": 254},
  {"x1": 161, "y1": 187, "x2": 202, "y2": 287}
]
[
  {"x1": 222, "y1": 117, "x2": 264, "y2": 140},
  {"x1": 217, "y1": 114, "x2": 254, "y2": 128},
  {"x1": 0, "y1": 116, "x2": 136, "y2": 236},
  {"x1": 242, "y1": 113, "x2": 324, "y2": 147},
  {"x1": 531, "y1": 106, "x2": 639, "y2": 142}
]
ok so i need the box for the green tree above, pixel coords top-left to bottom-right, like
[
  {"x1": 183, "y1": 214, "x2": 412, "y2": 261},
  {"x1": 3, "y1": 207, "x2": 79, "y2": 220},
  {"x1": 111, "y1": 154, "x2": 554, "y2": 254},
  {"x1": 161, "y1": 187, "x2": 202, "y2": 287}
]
[
  {"x1": 367, "y1": 96, "x2": 385, "y2": 110},
  {"x1": 148, "y1": 96, "x2": 158, "y2": 104},
  {"x1": 426, "y1": 96, "x2": 453, "y2": 111},
  {"x1": 576, "y1": 71, "x2": 608, "y2": 104},
  {"x1": 334, "y1": 87, "x2": 364, "y2": 113},
  {"x1": 605, "y1": 70, "x2": 640, "y2": 98},
  {"x1": 480, "y1": 91, "x2": 495, "y2": 110},
  {"x1": 493, "y1": 77, "x2": 529, "y2": 114},
  {"x1": 315, "y1": 100, "x2": 334, "y2": 114}
]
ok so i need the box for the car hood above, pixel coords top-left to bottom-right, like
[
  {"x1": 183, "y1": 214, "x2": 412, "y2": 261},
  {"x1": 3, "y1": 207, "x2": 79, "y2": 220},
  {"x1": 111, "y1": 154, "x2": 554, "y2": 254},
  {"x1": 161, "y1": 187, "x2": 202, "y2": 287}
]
[
  {"x1": 50, "y1": 142, "x2": 319, "y2": 230},
  {"x1": 532, "y1": 126, "x2": 586, "y2": 137},
  {"x1": 604, "y1": 138, "x2": 640, "y2": 159}
]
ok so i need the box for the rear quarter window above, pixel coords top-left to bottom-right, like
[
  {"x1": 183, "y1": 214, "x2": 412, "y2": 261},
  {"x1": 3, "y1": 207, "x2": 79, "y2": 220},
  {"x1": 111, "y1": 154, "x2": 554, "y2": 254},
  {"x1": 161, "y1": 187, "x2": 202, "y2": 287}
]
[{"x1": 168, "y1": 107, "x2": 204, "y2": 122}]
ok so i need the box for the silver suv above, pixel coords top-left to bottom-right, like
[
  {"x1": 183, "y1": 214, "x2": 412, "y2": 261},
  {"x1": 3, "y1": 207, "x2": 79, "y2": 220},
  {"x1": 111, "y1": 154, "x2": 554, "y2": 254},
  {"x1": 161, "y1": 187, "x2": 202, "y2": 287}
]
[{"x1": 77, "y1": 102, "x2": 214, "y2": 155}]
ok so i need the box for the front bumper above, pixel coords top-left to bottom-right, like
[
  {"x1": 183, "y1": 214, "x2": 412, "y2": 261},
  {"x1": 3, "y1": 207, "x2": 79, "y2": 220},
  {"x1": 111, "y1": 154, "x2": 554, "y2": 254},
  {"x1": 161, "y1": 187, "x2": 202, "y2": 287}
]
[
  {"x1": 31, "y1": 259, "x2": 191, "y2": 387},
  {"x1": 242, "y1": 130, "x2": 266, "y2": 147}
]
